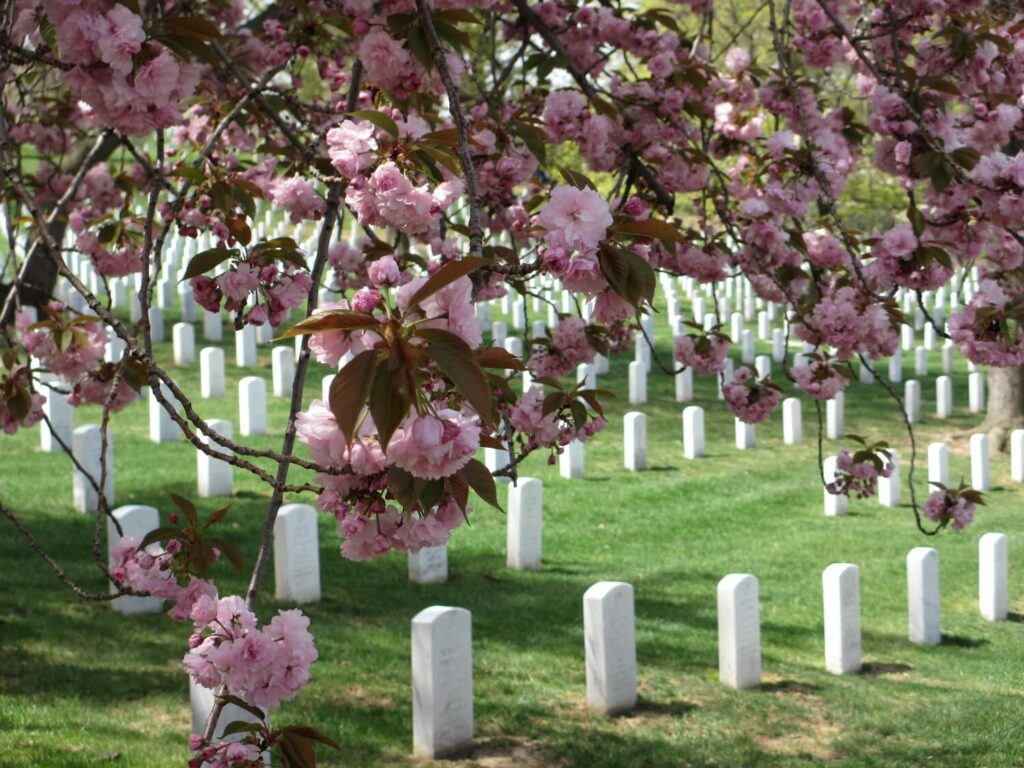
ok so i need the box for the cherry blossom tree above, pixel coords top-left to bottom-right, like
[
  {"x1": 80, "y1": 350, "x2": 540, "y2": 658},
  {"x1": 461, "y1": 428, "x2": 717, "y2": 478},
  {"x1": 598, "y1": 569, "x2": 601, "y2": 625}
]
[{"x1": 1, "y1": 0, "x2": 1020, "y2": 762}]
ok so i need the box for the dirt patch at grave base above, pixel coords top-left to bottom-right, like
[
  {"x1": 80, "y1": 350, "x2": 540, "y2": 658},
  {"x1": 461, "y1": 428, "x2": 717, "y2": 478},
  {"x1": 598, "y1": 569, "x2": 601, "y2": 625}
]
[
  {"x1": 405, "y1": 737, "x2": 558, "y2": 767},
  {"x1": 341, "y1": 684, "x2": 395, "y2": 708},
  {"x1": 752, "y1": 675, "x2": 840, "y2": 761}
]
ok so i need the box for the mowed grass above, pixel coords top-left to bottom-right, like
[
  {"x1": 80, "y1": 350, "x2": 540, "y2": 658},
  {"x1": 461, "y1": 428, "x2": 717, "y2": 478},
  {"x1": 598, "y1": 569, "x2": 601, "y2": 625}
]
[{"x1": 2, "y1": 294, "x2": 1024, "y2": 768}]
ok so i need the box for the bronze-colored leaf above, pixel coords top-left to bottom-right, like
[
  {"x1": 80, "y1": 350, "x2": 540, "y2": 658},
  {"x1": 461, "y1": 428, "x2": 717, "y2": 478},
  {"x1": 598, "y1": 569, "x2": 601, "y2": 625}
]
[
  {"x1": 405, "y1": 257, "x2": 489, "y2": 310},
  {"x1": 416, "y1": 328, "x2": 493, "y2": 421},
  {"x1": 475, "y1": 347, "x2": 526, "y2": 370},
  {"x1": 180, "y1": 248, "x2": 237, "y2": 282},
  {"x1": 275, "y1": 311, "x2": 380, "y2": 340},
  {"x1": 369, "y1": 362, "x2": 407, "y2": 451},
  {"x1": 462, "y1": 458, "x2": 502, "y2": 511},
  {"x1": 329, "y1": 350, "x2": 378, "y2": 441},
  {"x1": 608, "y1": 218, "x2": 687, "y2": 244}
]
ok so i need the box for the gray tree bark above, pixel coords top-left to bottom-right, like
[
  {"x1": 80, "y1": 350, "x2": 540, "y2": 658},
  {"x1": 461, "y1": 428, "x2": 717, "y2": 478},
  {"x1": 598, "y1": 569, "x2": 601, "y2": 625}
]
[{"x1": 981, "y1": 366, "x2": 1024, "y2": 451}]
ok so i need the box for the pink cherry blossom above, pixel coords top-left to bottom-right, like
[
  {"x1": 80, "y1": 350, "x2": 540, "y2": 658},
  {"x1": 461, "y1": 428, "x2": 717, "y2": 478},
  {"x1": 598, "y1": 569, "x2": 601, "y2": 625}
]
[{"x1": 386, "y1": 408, "x2": 481, "y2": 480}]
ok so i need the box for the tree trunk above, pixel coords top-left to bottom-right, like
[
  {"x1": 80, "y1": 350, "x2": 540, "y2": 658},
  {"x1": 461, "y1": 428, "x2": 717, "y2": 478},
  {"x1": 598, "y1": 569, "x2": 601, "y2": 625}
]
[
  {"x1": 980, "y1": 366, "x2": 1024, "y2": 451},
  {"x1": 1, "y1": 131, "x2": 121, "y2": 325}
]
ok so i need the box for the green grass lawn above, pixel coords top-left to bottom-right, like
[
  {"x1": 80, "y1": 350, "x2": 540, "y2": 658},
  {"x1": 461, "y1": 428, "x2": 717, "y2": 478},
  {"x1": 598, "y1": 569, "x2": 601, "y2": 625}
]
[{"x1": 1, "y1": 294, "x2": 1023, "y2": 768}]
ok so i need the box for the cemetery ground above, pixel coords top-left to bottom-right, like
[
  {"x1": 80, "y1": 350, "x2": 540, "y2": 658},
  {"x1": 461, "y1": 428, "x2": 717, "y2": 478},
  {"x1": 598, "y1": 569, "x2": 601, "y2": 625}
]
[{"x1": 2, "y1": 316, "x2": 1024, "y2": 768}]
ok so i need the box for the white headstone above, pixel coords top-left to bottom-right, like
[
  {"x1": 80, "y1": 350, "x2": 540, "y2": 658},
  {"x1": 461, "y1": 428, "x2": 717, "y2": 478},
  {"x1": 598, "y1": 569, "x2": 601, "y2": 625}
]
[
  {"x1": 507, "y1": 478, "x2": 542, "y2": 571},
  {"x1": 235, "y1": 325, "x2": 257, "y2": 368},
  {"x1": 40, "y1": 382, "x2": 73, "y2": 452},
  {"x1": 822, "y1": 563, "x2": 861, "y2": 675},
  {"x1": 826, "y1": 391, "x2": 844, "y2": 440},
  {"x1": 149, "y1": 382, "x2": 180, "y2": 443},
  {"x1": 936, "y1": 375, "x2": 953, "y2": 418},
  {"x1": 675, "y1": 365, "x2": 693, "y2": 402},
  {"x1": 148, "y1": 306, "x2": 164, "y2": 343},
  {"x1": 823, "y1": 455, "x2": 849, "y2": 517},
  {"x1": 411, "y1": 606, "x2": 473, "y2": 758},
  {"x1": 108, "y1": 505, "x2": 163, "y2": 614},
  {"x1": 927, "y1": 442, "x2": 949, "y2": 488},
  {"x1": 717, "y1": 358, "x2": 734, "y2": 400},
  {"x1": 271, "y1": 346, "x2": 295, "y2": 398},
  {"x1": 239, "y1": 376, "x2": 267, "y2": 436},
  {"x1": 858, "y1": 358, "x2": 874, "y2": 384},
  {"x1": 197, "y1": 419, "x2": 233, "y2": 498},
  {"x1": 907, "y1": 547, "x2": 940, "y2": 645},
  {"x1": 754, "y1": 354, "x2": 771, "y2": 380},
  {"x1": 905, "y1": 380, "x2": 921, "y2": 423},
  {"x1": 200, "y1": 347, "x2": 225, "y2": 398},
  {"x1": 941, "y1": 343, "x2": 954, "y2": 374},
  {"x1": 72, "y1": 424, "x2": 114, "y2": 513},
  {"x1": 491, "y1": 320, "x2": 507, "y2": 348},
  {"x1": 559, "y1": 440, "x2": 584, "y2": 479},
  {"x1": 172, "y1": 323, "x2": 195, "y2": 366},
  {"x1": 878, "y1": 449, "x2": 900, "y2": 507},
  {"x1": 105, "y1": 334, "x2": 126, "y2": 364},
  {"x1": 741, "y1": 329, "x2": 755, "y2": 364},
  {"x1": 979, "y1": 532, "x2": 1008, "y2": 621},
  {"x1": 782, "y1": 397, "x2": 802, "y2": 445},
  {"x1": 888, "y1": 349, "x2": 902, "y2": 383},
  {"x1": 189, "y1": 679, "x2": 268, "y2": 754},
  {"x1": 624, "y1": 412, "x2": 646, "y2": 471},
  {"x1": 1012, "y1": 429, "x2": 1024, "y2": 482},
  {"x1": 734, "y1": 418, "x2": 755, "y2": 450},
  {"x1": 409, "y1": 546, "x2": 448, "y2": 584},
  {"x1": 771, "y1": 328, "x2": 786, "y2": 363},
  {"x1": 757, "y1": 311, "x2": 769, "y2": 340},
  {"x1": 914, "y1": 347, "x2": 928, "y2": 377},
  {"x1": 717, "y1": 574, "x2": 761, "y2": 689},
  {"x1": 178, "y1": 283, "x2": 196, "y2": 323},
  {"x1": 274, "y1": 504, "x2": 321, "y2": 604},
  {"x1": 968, "y1": 371, "x2": 985, "y2": 413},
  {"x1": 583, "y1": 581, "x2": 637, "y2": 715},
  {"x1": 970, "y1": 433, "x2": 991, "y2": 492},
  {"x1": 202, "y1": 310, "x2": 223, "y2": 342},
  {"x1": 484, "y1": 445, "x2": 510, "y2": 481},
  {"x1": 682, "y1": 406, "x2": 705, "y2": 459}
]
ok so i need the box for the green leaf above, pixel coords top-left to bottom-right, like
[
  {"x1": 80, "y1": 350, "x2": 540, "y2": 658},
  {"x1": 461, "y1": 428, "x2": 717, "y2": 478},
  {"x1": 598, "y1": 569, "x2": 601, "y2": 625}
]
[
  {"x1": 329, "y1": 350, "x2": 378, "y2": 441},
  {"x1": 416, "y1": 328, "x2": 493, "y2": 421},
  {"x1": 462, "y1": 458, "x2": 502, "y2": 510},
  {"x1": 180, "y1": 248, "x2": 237, "y2": 282},
  {"x1": 405, "y1": 257, "x2": 489, "y2": 309},
  {"x1": 348, "y1": 110, "x2": 399, "y2": 139}
]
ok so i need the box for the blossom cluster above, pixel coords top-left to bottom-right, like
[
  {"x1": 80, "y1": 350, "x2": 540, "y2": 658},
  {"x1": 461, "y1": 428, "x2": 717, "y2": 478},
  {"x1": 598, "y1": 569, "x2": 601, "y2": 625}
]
[
  {"x1": 722, "y1": 366, "x2": 783, "y2": 424},
  {"x1": 826, "y1": 449, "x2": 894, "y2": 500},
  {"x1": 508, "y1": 386, "x2": 608, "y2": 452},
  {"x1": 673, "y1": 330, "x2": 730, "y2": 375},
  {"x1": 184, "y1": 595, "x2": 318, "y2": 709},
  {"x1": 191, "y1": 263, "x2": 312, "y2": 328},
  {"x1": 42, "y1": 1, "x2": 203, "y2": 134}
]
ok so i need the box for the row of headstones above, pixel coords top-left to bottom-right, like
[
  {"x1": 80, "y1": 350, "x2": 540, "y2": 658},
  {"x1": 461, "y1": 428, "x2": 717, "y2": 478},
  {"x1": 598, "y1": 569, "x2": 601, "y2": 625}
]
[
  {"x1": 573, "y1": 393, "x2": 1010, "y2": 488},
  {"x1": 407, "y1": 534, "x2": 1011, "y2": 758},
  {"x1": 103, "y1": 477, "x2": 546, "y2": 615}
]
